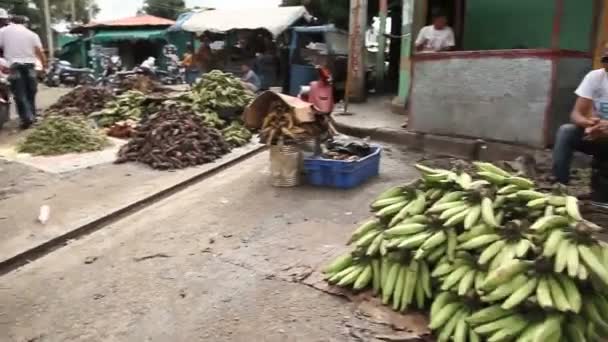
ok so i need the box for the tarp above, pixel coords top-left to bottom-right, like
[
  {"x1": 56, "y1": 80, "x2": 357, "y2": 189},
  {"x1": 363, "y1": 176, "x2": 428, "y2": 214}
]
[
  {"x1": 177, "y1": 6, "x2": 312, "y2": 37},
  {"x1": 91, "y1": 29, "x2": 167, "y2": 43}
]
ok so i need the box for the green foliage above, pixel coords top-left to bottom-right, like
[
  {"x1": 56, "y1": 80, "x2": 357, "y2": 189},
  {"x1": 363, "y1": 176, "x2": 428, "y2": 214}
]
[{"x1": 142, "y1": 0, "x2": 186, "y2": 20}]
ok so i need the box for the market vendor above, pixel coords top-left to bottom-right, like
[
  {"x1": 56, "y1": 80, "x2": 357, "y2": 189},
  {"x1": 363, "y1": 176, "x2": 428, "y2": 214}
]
[
  {"x1": 552, "y1": 49, "x2": 608, "y2": 204},
  {"x1": 240, "y1": 62, "x2": 261, "y2": 93},
  {"x1": 182, "y1": 43, "x2": 199, "y2": 85},
  {"x1": 414, "y1": 10, "x2": 455, "y2": 53}
]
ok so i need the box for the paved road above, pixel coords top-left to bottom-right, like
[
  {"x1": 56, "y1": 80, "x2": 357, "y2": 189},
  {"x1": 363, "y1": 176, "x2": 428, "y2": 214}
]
[{"x1": 0, "y1": 146, "x2": 422, "y2": 342}]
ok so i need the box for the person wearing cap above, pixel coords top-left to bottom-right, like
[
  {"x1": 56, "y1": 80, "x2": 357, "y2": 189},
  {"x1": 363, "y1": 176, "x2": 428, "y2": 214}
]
[
  {"x1": 0, "y1": 15, "x2": 46, "y2": 128},
  {"x1": 0, "y1": 8, "x2": 8, "y2": 28},
  {"x1": 552, "y1": 50, "x2": 608, "y2": 203}
]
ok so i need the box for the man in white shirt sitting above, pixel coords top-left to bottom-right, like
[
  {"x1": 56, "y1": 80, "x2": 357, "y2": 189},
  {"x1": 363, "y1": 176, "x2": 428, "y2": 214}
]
[
  {"x1": 0, "y1": 15, "x2": 46, "y2": 129},
  {"x1": 553, "y1": 49, "x2": 608, "y2": 204},
  {"x1": 415, "y1": 10, "x2": 455, "y2": 53}
]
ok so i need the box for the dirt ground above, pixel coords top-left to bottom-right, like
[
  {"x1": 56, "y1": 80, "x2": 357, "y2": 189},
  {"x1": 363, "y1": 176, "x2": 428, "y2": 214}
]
[{"x1": 0, "y1": 145, "x2": 433, "y2": 342}]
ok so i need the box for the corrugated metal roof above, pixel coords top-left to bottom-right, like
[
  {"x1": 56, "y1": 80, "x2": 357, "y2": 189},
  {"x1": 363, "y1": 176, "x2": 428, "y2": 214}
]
[
  {"x1": 91, "y1": 29, "x2": 167, "y2": 43},
  {"x1": 85, "y1": 15, "x2": 175, "y2": 28},
  {"x1": 175, "y1": 6, "x2": 311, "y2": 37}
]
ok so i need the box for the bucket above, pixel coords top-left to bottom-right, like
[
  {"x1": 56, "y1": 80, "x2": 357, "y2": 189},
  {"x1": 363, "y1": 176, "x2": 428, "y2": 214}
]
[{"x1": 269, "y1": 144, "x2": 301, "y2": 187}]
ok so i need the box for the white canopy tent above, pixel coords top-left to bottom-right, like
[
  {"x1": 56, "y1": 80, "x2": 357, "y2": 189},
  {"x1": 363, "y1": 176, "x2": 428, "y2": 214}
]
[{"x1": 178, "y1": 6, "x2": 313, "y2": 38}]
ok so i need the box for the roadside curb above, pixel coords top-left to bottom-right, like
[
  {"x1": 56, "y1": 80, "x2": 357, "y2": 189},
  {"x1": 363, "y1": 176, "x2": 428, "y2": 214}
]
[
  {"x1": 0, "y1": 144, "x2": 266, "y2": 276},
  {"x1": 334, "y1": 121, "x2": 545, "y2": 161}
]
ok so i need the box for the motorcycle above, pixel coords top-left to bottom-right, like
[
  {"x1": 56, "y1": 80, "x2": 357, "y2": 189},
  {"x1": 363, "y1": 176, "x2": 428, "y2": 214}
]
[
  {"x1": 97, "y1": 55, "x2": 124, "y2": 87},
  {"x1": 159, "y1": 58, "x2": 185, "y2": 85},
  {"x1": 298, "y1": 66, "x2": 335, "y2": 114},
  {"x1": 45, "y1": 59, "x2": 96, "y2": 87}
]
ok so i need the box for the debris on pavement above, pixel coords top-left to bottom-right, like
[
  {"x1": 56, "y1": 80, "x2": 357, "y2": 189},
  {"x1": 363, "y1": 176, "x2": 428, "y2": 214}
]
[
  {"x1": 18, "y1": 116, "x2": 108, "y2": 156},
  {"x1": 115, "y1": 103, "x2": 231, "y2": 170},
  {"x1": 84, "y1": 256, "x2": 98, "y2": 264},
  {"x1": 37, "y1": 204, "x2": 50, "y2": 224},
  {"x1": 132, "y1": 253, "x2": 171, "y2": 262},
  {"x1": 322, "y1": 161, "x2": 608, "y2": 341}
]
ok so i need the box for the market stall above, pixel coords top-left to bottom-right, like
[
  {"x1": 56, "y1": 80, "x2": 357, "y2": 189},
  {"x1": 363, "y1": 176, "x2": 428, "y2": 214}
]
[
  {"x1": 169, "y1": 6, "x2": 313, "y2": 91},
  {"x1": 405, "y1": 0, "x2": 597, "y2": 148}
]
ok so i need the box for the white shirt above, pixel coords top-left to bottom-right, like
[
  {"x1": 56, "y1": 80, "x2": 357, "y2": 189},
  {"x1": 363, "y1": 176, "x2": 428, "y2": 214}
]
[
  {"x1": 575, "y1": 69, "x2": 608, "y2": 119},
  {"x1": 0, "y1": 24, "x2": 42, "y2": 65},
  {"x1": 415, "y1": 25, "x2": 455, "y2": 52}
]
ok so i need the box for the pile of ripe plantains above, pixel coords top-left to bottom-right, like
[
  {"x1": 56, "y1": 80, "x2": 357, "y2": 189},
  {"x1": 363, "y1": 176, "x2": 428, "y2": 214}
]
[
  {"x1": 116, "y1": 103, "x2": 230, "y2": 170},
  {"x1": 45, "y1": 86, "x2": 114, "y2": 117},
  {"x1": 324, "y1": 162, "x2": 608, "y2": 342}
]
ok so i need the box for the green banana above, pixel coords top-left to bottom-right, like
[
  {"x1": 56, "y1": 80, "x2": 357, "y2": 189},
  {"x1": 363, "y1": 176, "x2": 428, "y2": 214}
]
[
  {"x1": 458, "y1": 269, "x2": 477, "y2": 296},
  {"x1": 555, "y1": 273, "x2": 582, "y2": 313},
  {"x1": 439, "y1": 204, "x2": 471, "y2": 220},
  {"x1": 507, "y1": 176, "x2": 534, "y2": 189},
  {"x1": 385, "y1": 223, "x2": 427, "y2": 236},
  {"x1": 543, "y1": 229, "x2": 565, "y2": 257},
  {"x1": 337, "y1": 265, "x2": 365, "y2": 287},
  {"x1": 353, "y1": 264, "x2": 373, "y2": 290},
  {"x1": 566, "y1": 242, "x2": 580, "y2": 278},
  {"x1": 497, "y1": 184, "x2": 519, "y2": 195},
  {"x1": 447, "y1": 228, "x2": 457, "y2": 261},
  {"x1": 515, "y1": 190, "x2": 546, "y2": 200},
  {"x1": 554, "y1": 239, "x2": 570, "y2": 273},
  {"x1": 547, "y1": 275, "x2": 571, "y2": 312},
  {"x1": 438, "y1": 308, "x2": 467, "y2": 341},
  {"x1": 430, "y1": 291, "x2": 456, "y2": 318},
  {"x1": 579, "y1": 244, "x2": 608, "y2": 287},
  {"x1": 487, "y1": 319, "x2": 529, "y2": 342},
  {"x1": 480, "y1": 274, "x2": 528, "y2": 302},
  {"x1": 464, "y1": 205, "x2": 482, "y2": 230},
  {"x1": 501, "y1": 276, "x2": 538, "y2": 309},
  {"x1": 444, "y1": 207, "x2": 471, "y2": 227},
  {"x1": 382, "y1": 263, "x2": 400, "y2": 304},
  {"x1": 565, "y1": 195, "x2": 582, "y2": 221},
  {"x1": 441, "y1": 265, "x2": 471, "y2": 291},
  {"x1": 420, "y1": 230, "x2": 447, "y2": 251},
  {"x1": 348, "y1": 219, "x2": 379, "y2": 244},
  {"x1": 477, "y1": 171, "x2": 507, "y2": 185},
  {"x1": 482, "y1": 260, "x2": 530, "y2": 291},
  {"x1": 435, "y1": 191, "x2": 466, "y2": 205},
  {"x1": 355, "y1": 229, "x2": 381, "y2": 247},
  {"x1": 374, "y1": 185, "x2": 405, "y2": 202},
  {"x1": 323, "y1": 253, "x2": 353, "y2": 274},
  {"x1": 527, "y1": 197, "x2": 548, "y2": 209},
  {"x1": 376, "y1": 200, "x2": 409, "y2": 217},
  {"x1": 371, "y1": 259, "x2": 381, "y2": 295},
  {"x1": 458, "y1": 234, "x2": 502, "y2": 250},
  {"x1": 392, "y1": 265, "x2": 407, "y2": 310},
  {"x1": 481, "y1": 197, "x2": 498, "y2": 227},
  {"x1": 474, "y1": 162, "x2": 512, "y2": 177},
  {"x1": 530, "y1": 215, "x2": 569, "y2": 231},
  {"x1": 397, "y1": 231, "x2": 433, "y2": 249},
  {"x1": 548, "y1": 195, "x2": 567, "y2": 206},
  {"x1": 429, "y1": 301, "x2": 463, "y2": 329},
  {"x1": 466, "y1": 305, "x2": 513, "y2": 325},
  {"x1": 474, "y1": 314, "x2": 525, "y2": 335},
  {"x1": 453, "y1": 314, "x2": 468, "y2": 342},
  {"x1": 371, "y1": 196, "x2": 407, "y2": 210},
  {"x1": 536, "y1": 276, "x2": 554, "y2": 309}
]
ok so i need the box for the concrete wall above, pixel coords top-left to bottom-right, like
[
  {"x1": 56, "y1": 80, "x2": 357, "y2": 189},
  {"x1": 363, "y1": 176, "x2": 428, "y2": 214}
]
[
  {"x1": 410, "y1": 56, "x2": 552, "y2": 147},
  {"x1": 547, "y1": 58, "x2": 593, "y2": 144}
]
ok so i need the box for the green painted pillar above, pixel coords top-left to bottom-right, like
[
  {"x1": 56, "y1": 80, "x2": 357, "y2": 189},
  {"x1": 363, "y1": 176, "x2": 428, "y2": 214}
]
[
  {"x1": 375, "y1": 0, "x2": 388, "y2": 93},
  {"x1": 396, "y1": 0, "x2": 415, "y2": 105}
]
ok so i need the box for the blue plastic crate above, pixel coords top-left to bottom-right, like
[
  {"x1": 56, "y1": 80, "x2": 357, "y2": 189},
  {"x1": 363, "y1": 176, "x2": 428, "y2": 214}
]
[{"x1": 303, "y1": 147, "x2": 381, "y2": 189}]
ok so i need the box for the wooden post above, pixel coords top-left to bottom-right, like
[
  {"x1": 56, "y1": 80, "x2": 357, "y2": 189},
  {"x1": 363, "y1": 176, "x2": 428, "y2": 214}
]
[
  {"x1": 375, "y1": 0, "x2": 388, "y2": 93},
  {"x1": 346, "y1": 0, "x2": 368, "y2": 104},
  {"x1": 43, "y1": 0, "x2": 54, "y2": 60},
  {"x1": 395, "y1": 0, "x2": 415, "y2": 106}
]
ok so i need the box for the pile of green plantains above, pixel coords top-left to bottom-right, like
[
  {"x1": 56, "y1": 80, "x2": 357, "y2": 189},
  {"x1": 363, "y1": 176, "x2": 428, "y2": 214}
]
[
  {"x1": 89, "y1": 90, "x2": 147, "y2": 128},
  {"x1": 324, "y1": 162, "x2": 608, "y2": 342},
  {"x1": 221, "y1": 121, "x2": 252, "y2": 147},
  {"x1": 18, "y1": 116, "x2": 108, "y2": 156},
  {"x1": 189, "y1": 70, "x2": 254, "y2": 112}
]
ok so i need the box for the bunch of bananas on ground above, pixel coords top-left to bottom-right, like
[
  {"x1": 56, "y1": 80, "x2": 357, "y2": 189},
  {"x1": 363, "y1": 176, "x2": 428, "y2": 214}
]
[
  {"x1": 324, "y1": 160, "x2": 608, "y2": 341},
  {"x1": 221, "y1": 121, "x2": 252, "y2": 147},
  {"x1": 89, "y1": 90, "x2": 146, "y2": 128}
]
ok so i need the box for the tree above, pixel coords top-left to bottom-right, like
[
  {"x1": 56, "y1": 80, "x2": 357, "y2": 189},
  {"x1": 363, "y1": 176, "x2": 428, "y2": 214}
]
[{"x1": 143, "y1": 0, "x2": 186, "y2": 20}]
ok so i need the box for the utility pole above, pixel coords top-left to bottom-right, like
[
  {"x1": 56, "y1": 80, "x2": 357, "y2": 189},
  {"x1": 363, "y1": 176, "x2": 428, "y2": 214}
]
[
  {"x1": 375, "y1": 0, "x2": 387, "y2": 93},
  {"x1": 43, "y1": 0, "x2": 54, "y2": 60},
  {"x1": 346, "y1": 0, "x2": 368, "y2": 104},
  {"x1": 71, "y1": 0, "x2": 77, "y2": 22}
]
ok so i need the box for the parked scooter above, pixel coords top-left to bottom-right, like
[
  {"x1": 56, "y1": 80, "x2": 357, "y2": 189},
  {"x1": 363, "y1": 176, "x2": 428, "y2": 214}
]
[
  {"x1": 45, "y1": 58, "x2": 96, "y2": 87},
  {"x1": 0, "y1": 59, "x2": 11, "y2": 130},
  {"x1": 298, "y1": 66, "x2": 335, "y2": 114},
  {"x1": 97, "y1": 55, "x2": 124, "y2": 87}
]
